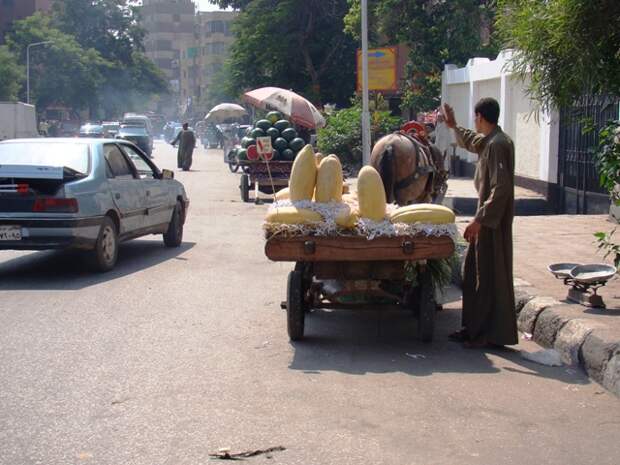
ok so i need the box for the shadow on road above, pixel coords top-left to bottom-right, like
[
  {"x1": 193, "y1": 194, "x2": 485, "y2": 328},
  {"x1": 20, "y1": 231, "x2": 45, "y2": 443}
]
[
  {"x1": 0, "y1": 240, "x2": 196, "y2": 291},
  {"x1": 287, "y1": 307, "x2": 590, "y2": 386}
]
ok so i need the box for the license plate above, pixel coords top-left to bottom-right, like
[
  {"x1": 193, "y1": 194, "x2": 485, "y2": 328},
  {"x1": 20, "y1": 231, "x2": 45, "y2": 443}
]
[{"x1": 0, "y1": 225, "x2": 22, "y2": 241}]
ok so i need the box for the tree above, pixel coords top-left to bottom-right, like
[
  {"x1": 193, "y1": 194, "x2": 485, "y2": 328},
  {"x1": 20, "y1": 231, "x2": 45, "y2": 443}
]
[
  {"x1": 0, "y1": 46, "x2": 23, "y2": 101},
  {"x1": 221, "y1": 0, "x2": 357, "y2": 107},
  {"x1": 6, "y1": 13, "x2": 108, "y2": 114},
  {"x1": 496, "y1": 0, "x2": 620, "y2": 110},
  {"x1": 52, "y1": 0, "x2": 168, "y2": 117},
  {"x1": 344, "y1": 0, "x2": 499, "y2": 112}
]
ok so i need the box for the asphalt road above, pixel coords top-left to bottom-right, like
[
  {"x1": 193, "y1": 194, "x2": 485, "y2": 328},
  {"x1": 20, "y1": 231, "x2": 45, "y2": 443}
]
[{"x1": 1, "y1": 141, "x2": 619, "y2": 465}]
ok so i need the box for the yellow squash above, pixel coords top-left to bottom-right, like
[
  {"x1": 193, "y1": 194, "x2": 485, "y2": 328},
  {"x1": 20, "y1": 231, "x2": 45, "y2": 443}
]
[
  {"x1": 289, "y1": 144, "x2": 317, "y2": 201},
  {"x1": 274, "y1": 187, "x2": 290, "y2": 201},
  {"x1": 357, "y1": 166, "x2": 387, "y2": 221},
  {"x1": 334, "y1": 203, "x2": 359, "y2": 229},
  {"x1": 389, "y1": 203, "x2": 455, "y2": 224},
  {"x1": 265, "y1": 206, "x2": 322, "y2": 225},
  {"x1": 315, "y1": 155, "x2": 344, "y2": 203}
]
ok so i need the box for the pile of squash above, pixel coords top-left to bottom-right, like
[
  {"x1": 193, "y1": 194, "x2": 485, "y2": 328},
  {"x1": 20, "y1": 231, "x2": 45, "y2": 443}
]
[{"x1": 265, "y1": 145, "x2": 455, "y2": 229}]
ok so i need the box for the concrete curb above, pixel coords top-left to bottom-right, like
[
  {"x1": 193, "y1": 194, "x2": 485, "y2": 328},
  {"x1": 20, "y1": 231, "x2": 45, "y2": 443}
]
[{"x1": 514, "y1": 285, "x2": 620, "y2": 397}]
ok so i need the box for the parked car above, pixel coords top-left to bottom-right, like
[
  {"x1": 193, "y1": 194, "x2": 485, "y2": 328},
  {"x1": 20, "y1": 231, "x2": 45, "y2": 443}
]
[
  {"x1": 58, "y1": 120, "x2": 81, "y2": 137},
  {"x1": 0, "y1": 138, "x2": 189, "y2": 271},
  {"x1": 122, "y1": 113, "x2": 154, "y2": 136},
  {"x1": 102, "y1": 121, "x2": 120, "y2": 138},
  {"x1": 79, "y1": 124, "x2": 105, "y2": 138},
  {"x1": 116, "y1": 124, "x2": 153, "y2": 157}
]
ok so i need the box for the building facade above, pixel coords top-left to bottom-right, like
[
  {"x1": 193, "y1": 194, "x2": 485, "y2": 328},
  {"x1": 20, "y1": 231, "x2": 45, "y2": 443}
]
[
  {"x1": 141, "y1": 0, "x2": 196, "y2": 108},
  {"x1": 438, "y1": 50, "x2": 618, "y2": 214},
  {"x1": 179, "y1": 10, "x2": 237, "y2": 116},
  {"x1": 0, "y1": 0, "x2": 54, "y2": 43}
]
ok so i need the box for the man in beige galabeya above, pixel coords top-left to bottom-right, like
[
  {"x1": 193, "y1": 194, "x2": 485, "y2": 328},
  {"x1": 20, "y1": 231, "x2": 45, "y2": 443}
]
[{"x1": 441, "y1": 98, "x2": 518, "y2": 348}]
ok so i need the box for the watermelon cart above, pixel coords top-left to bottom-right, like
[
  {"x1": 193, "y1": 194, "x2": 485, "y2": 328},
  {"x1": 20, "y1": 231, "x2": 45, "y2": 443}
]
[
  {"x1": 238, "y1": 160, "x2": 293, "y2": 203},
  {"x1": 235, "y1": 114, "x2": 309, "y2": 203},
  {"x1": 237, "y1": 87, "x2": 326, "y2": 203},
  {"x1": 265, "y1": 233, "x2": 454, "y2": 342}
]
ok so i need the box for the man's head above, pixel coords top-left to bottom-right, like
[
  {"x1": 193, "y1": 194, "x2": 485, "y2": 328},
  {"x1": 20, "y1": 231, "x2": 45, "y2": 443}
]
[
  {"x1": 183, "y1": 123, "x2": 189, "y2": 130},
  {"x1": 474, "y1": 98, "x2": 500, "y2": 134}
]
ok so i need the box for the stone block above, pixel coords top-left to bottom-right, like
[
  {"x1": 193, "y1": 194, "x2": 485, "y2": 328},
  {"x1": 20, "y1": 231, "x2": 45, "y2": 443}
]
[
  {"x1": 533, "y1": 305, "x2": 572, "y2": 348},
  {"x1": 514, "y1": 285, "x2": 535, "y2": 314},
  {"x1": 517, "y1": 296, "x2": 559, "y2": 335},
  {"x1": 603, "y1": 353, "x2": 620, "y2": 397},
  {"x1": 553, "y1": 318, "x2": 603, "y2": 366},
  {"x1": 581, "y1": 328, "x2": 620, "y2": 385}
]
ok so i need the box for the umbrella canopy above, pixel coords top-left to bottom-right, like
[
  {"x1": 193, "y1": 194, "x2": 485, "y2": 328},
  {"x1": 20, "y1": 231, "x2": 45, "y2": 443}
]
[
  {"x1": 242, "y1": 87, "x2": 325, "y2": 129},
  {"x1": 205, "y1": 103, "x2": 248, "y2": 123}
]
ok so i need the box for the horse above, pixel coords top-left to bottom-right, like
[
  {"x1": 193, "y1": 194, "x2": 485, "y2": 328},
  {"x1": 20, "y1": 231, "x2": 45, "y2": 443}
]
[{"x1": 370, "y1": 121, "x2": 447, "y2": 206}]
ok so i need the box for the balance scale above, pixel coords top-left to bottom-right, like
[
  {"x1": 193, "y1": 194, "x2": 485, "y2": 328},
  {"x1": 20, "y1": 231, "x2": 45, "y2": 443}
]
[{"x1": 548, "y1": 263, "x2": 617, "y2": 308}]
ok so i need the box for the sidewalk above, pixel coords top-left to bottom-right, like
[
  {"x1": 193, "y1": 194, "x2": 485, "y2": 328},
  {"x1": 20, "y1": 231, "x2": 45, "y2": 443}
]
[
  {"x1": 457, "y1": 214, "x2": 620, "y2": 395},
  {"x1": 445, "y1": 177, "x2": 552, "y2": 215}
]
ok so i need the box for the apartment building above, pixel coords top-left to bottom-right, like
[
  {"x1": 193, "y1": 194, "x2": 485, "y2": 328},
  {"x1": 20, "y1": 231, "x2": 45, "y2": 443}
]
[
  {"x1": 179, "y1": 10, "x2": 237, "y2": 115},
  {"x1": 0, "y1": 0, "x2": 54, "y2": 43},
  {"x1": 141, "y1": 0, "x2": 196, "y2": 92}
]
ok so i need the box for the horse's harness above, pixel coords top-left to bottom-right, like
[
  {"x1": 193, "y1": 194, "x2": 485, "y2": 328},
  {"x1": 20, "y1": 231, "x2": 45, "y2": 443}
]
[{"x1": 392, "y1": 124, "x2": 435, "y2": 193}]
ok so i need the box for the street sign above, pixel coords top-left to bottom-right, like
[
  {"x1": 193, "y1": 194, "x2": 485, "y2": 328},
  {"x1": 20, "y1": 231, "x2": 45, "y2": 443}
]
[
  {"x1": 256, "y1": 136, "x2": 273, "y2": 160},
  {"x1": 356, "y1": 46, "x2": 398, "y2": 92}
]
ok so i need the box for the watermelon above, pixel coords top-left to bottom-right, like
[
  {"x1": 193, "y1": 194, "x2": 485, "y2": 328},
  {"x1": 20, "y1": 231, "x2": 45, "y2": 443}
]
[
  {"x1": 266, "y1": 111, "x2": 283, "y2": 124},
  {"x1": 274, "y1": 119, "x2": 290, "y2": 132},
  {"x1": 270, "y1": 149, "x2": 280, "y2": 160},
  {"x1": 266, "y1": 127, "x2": 280, "y2": 140},
  {"x1": 281, "y1": 148, "x2": 295, "y2": 160},
  {"x1": 273, "y1": 137, "x2": 288, "y2": 151},
  {"x1": 289, "y1": 137, "x2": 305, "y2": 152},
  {"x1": 236, "y1": 148, "x2": 247, "y2": 161},
  {"x1": 247, "y1": 144, "x2": 259, "y2": 160},
  {"x1": 281, "y1": 127, "x2": 297, "y2": 142},
  {"x1": 255, "y1": 119, "x2": 272, "y2": 131},
  {"x1": 241, "y1": 137, "x2": 255, "y2": 148},
  {"x1": 250, "y1": 128, "x2": 265, "y2": 139}
]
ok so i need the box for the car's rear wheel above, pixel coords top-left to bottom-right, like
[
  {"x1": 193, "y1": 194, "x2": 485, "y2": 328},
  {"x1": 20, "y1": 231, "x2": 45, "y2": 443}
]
[
  {"x1": 90, "y1": 216, "x2": 118, "y2": 272},
  {"x1": 163, "y1": 201, "x2": 183, "y2": 247}
]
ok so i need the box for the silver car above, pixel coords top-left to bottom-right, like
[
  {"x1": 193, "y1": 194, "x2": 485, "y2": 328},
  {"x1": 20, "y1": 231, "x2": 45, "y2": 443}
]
[{"x1": 0, "y1": 138, "x2": 189, "y2": 271}]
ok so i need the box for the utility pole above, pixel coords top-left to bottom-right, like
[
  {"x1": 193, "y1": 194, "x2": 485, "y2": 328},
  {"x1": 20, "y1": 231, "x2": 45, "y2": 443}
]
[
  {"x1": 27, "y1": 41, "x2": 54, "y2": 105},
  {"x1": 361, "y1": 0, "x2": 371, "y2": 165}
]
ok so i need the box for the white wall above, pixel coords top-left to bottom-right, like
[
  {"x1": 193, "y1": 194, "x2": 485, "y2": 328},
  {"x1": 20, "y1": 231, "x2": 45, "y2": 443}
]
[{"x1": 437, "y1": 50, "x2": 559, "y2": 184}]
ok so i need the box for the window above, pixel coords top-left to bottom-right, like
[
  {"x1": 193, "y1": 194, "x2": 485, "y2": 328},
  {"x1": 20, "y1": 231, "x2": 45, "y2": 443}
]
[
  {"x1": 0, "y1": 142, "x2": 90, "y2": 174},
  {"x1": 104, "y1": 144, "x2": 134, "y2": 178},
  {"x1": 120, "y1": 145, "x2": 157, "y2": 179}
]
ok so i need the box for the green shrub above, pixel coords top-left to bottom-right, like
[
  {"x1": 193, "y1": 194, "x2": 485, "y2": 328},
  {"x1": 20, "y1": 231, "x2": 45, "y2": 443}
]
[{"x1": 317, "y1": 102, "x2": 402, "y2": 168}]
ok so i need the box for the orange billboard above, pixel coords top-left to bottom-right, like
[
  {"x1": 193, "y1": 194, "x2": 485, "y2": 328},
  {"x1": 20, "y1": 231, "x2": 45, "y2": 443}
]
[{"x1": 356, "y1": 46, "x2": 398, "y2": 92}]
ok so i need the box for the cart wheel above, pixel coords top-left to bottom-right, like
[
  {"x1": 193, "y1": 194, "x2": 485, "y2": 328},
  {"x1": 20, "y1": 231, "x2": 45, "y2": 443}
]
[
  {"x1": 417, "y1": 266, "x2": 435, "y2": 342},
  {"x1": 287, "y1": 270, "x2": 305, "y2": 341},
  {"x1": 240, "y1": 174, "x2": 250, "y2": 202},
  {"x1": 228, "y1": 160, "x2": 240, "y2": 173}
]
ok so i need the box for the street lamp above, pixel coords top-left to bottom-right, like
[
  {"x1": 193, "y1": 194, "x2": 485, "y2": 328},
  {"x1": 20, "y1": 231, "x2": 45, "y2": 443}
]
[{"x1": 26, "y1": 41, "x2": 54, "y2": 105}]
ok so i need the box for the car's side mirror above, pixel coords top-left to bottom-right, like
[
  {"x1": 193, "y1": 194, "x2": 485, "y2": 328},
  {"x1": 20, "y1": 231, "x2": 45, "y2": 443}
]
[{"x1": 161, "y1": 169, "x2": 174, "y2": 180}]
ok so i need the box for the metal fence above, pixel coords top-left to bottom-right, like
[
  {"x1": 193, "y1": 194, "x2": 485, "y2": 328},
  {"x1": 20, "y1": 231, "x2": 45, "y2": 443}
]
[{"x1": 558, "y1": 96, "x2": 619, "y2": 214}]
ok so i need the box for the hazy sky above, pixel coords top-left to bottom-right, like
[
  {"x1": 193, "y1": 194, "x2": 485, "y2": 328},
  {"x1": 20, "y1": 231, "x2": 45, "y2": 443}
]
[{"x1": 196, "y1": 0, "x2": 232, "y2": 11}]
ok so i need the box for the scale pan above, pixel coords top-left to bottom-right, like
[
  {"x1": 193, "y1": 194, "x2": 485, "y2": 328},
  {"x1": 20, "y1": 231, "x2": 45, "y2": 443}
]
[
  {"x1": 548, "y1": 263, "x2": 581, "y2": 278},
  {"x1": 569, "y1": 264, "x2": 616, "y2": 284}
]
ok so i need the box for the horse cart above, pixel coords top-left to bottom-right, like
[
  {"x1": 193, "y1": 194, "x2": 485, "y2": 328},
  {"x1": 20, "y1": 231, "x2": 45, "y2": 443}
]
[
  {"x1": 265, "y1": 233, "x2": 455, "y2": 342},
  {"x1": 238, "y1": 160, "x2": 292, "y2": 203}
]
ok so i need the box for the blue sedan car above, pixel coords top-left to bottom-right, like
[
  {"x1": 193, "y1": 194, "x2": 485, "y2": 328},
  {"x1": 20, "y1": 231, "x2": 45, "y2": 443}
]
[{"x1": 0, "y1": 138, "x2": 189, "y2": 271}]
